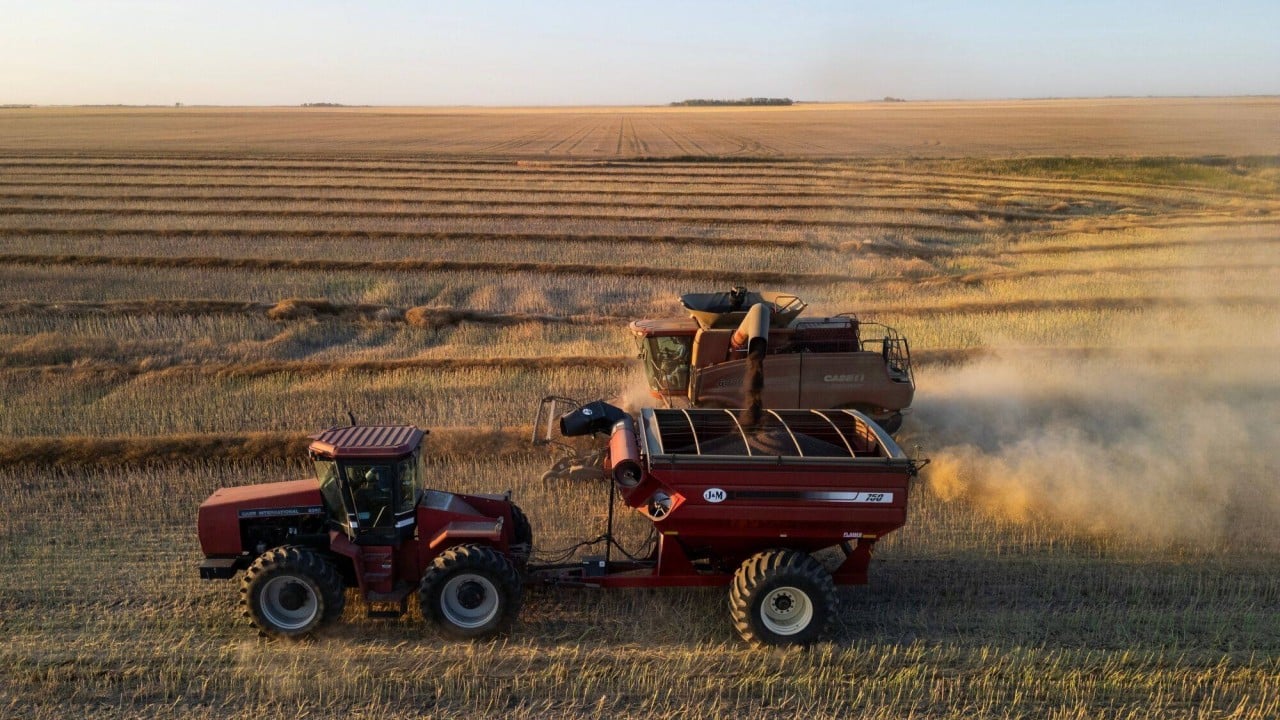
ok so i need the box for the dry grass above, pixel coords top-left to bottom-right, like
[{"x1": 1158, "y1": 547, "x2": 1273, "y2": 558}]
[{"x1": 1, "y1": 104, "x2": 1278, "y2": 718}]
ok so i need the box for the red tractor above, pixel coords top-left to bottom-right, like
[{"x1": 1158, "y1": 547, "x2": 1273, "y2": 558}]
[{"x1": 198, "y1": 425, "x2": 531, "y2": 639}]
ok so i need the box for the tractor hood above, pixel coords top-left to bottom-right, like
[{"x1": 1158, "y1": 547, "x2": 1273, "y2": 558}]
[{"x1": 198, "y1": 479, "x2": 323, "y2": 557}]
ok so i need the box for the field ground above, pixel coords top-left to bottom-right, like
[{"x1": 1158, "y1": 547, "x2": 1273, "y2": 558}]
[
  {"x1": 3, "y1": 97, "x2": 1279, "y2": 158},
  {"x1": 1, "y1": 101, "x2": 1278, "y2": 718}
]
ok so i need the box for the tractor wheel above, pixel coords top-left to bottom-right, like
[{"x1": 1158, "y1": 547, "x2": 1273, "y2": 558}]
[
  {"x1": 419, "y1": 544, "x2": 522, "y2": 640},
  {"x1": 728, "y1": 549, "x2": 837, "y2": 648},
  {"x1": 240, "y1": 546, "x2": 346, "y2": 638},
  {"x1": 509, "y1": 503, "x2": 534, "y2": 568}
]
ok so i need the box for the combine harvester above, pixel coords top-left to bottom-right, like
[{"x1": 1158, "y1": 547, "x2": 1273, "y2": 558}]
[
  {"x1": 631, "y1": 287, "x2": 915, "y2": 432},
  {"x1": 198, "y1": 398, "x2": 923, "y2": 647}
]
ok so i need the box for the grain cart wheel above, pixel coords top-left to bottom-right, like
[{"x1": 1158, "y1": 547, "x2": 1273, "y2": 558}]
[
  {"x1": 729, "y1": 549, "x2": 837, "y2": 647},
  {"x1": 240, "y1": 546, "x2": 346, "y2": 639},
  {"x1": 419, "y1": 544, "x2": 522, "y2": 640},
  {"x1": 509, "y1": 504, "x2": 534, "y2": 569}
]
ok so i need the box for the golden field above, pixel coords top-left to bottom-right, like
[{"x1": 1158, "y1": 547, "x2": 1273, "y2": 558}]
[{"x1": 1, "y1": 101, "x2": 1278, "y2": 719}]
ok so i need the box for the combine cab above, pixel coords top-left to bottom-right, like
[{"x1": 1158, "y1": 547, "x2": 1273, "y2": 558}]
[{"x1": 631, "y1": 287, "x2": 914, "y2": 433}]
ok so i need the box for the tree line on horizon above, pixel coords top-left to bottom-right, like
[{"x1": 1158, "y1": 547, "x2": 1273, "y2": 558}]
[{"x1": 671, "y1": 98, "x2": 794, "y2": 107}]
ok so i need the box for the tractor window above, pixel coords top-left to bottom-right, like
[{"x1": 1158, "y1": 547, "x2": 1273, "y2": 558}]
[
  {"x1": 314, "y1": 459, "x2": 347, "y2": 528},
  {"x1": 395, "y1": 456, "x2": 417, "y2": 514},
  {"x1": 345, "y1": 464, "x2": 396, "y2": 533},
  {"x1": 644, "y1": 336, "x2": 692, "y2": 392},
  {"x1": 314, "y1": 456, "x2": 340, "y2": 512}
]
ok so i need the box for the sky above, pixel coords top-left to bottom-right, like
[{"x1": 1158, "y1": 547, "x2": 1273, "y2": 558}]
[{"x1": 2, "y1": 0, "x2": 1278, "y2": 106}]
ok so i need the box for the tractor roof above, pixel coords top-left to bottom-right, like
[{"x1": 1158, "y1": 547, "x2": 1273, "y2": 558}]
[{"x1": 308, "y1": 425, "x2": 425, "y2": 459}]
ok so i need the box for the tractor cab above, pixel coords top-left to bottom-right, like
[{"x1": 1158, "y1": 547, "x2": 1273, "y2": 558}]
[
  {"x1": 308, "y1": 425, "x2": 426, "y2": 545},
  {"x1": 629, "y1": 317, "x2": 699, "y2": 396}
]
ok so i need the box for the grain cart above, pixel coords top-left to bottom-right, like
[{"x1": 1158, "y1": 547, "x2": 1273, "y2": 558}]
[
  {"x1": 533, "y1": 398, "x2": 922, "y2": 646},
  {"x1": 197, "y1": 425, "x2": 532, "y2": 639},
  {"x1": 631, "y1": 287, "x2": 914, "y2": 432}
]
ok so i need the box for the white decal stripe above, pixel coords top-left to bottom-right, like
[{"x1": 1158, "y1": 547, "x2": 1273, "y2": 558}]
[{"x1": 805, "y1": 491, "x2": 894, "y2": 504}]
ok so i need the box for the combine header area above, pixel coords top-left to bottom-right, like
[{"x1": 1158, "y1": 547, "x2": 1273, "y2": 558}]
[
  {"x1": 197, "y1": 403, "x2": 920, "y2": 647},
  {"x1": 631, "y1": 287, "x2": 915, "y2": 432}
]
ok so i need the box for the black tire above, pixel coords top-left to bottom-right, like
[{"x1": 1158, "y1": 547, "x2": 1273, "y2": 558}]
[
  {"x1": 419, "y1": 544, "x2": 522, "y2": 640},
  {"x1": 240, "y1": 546, "x2": 346, "y2": 638},
  {"x1": 509, "y1": 504, "x2": 534, "y2": 568},
  {"x1": 728, "y1": 549, "x2": 837, "y2": 648}
]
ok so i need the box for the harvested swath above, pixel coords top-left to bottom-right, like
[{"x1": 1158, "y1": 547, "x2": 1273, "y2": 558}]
[
  {"x1": 1035, "y1": 216, "x2": 1280, "y2": 236},
  {"x1": 0, "y1": 253, "x2": 852, "y2": 285},
  {"x1": 7, "y1": 355, "x2": 634, "y2": 379},
  {"x1": 858, "y1": 294, "x2": 1280, "y2": 318},
  {"x1": 1005, "y1": 233, "x2": 1280, "y2": 256},
  {"x1": 5, "y1": 155, "x2": 1269, "y2": 200},
  {"x1": 5, "y1": 295, "x2": 1274, "y2": 336},
  {"x1": 0, "y1": 298, "x2": 628, "y2": 327},
  {"x1": 11, "y1": 345, "x2": 1277, "y2": 383},
  {"x1": 403, "y1": 306, "x2": 624, "y2": 329},
  {"x1": 0, "y1": 163, "x2": 1237, "y2": 204},
  {"x1": 0, "y1": 426, "x2": 540, "y2": 469},
  {"x1": 0, "y1": 204, "x2": 1021, "y2": 229},
  {"x1": 912, "y1": 345, "x2": 1280, "y2": 366},
  {"x1": 856, "y1": 164, "x2": 1280, "y2": 201},
  {"x1": 0, "y1": 179, "x2": 1009, "y2": 204},
  {"x1": 949, "y1": 262, "x2": 1280, "y2": 285},
  {"x1": 0, "y1": 226, "x2": 820, "y2": 251},
  {"x1": 0, "y1": 197, "x2": 1074, "y2": 223},
  {"x1": 846, "y1": 231, "x2": 1280, "y2": 261},
  {"x1": 0, "y1": 158, "x2": 1001, "y2": 184}
]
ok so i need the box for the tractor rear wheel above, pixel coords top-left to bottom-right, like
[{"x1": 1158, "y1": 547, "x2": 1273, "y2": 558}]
[
  {"x1": 728, "y1": 549, "x2": 837, "y2": 647},
  {"x1": 419, "y1": 544, "x2": 522, "y2": 640},
  {"x1": 240, "y1": 546, "x2": 346, "y2": 638}
]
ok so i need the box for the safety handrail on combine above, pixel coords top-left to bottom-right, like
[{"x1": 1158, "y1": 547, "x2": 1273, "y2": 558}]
[{"x1": 531, "y1": 396, "x2": 581, "y2": 446}]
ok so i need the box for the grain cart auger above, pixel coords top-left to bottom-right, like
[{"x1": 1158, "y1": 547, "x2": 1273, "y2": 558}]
[
  {"x1": 197, "y1": 424, "x2": 532, "y2": 640},
  {"x1": 531, "y1": 397, "x2": 925, "y2": 647},
  {"x1": 631, "y1": 286, "x2": 915, "y2": 433}
]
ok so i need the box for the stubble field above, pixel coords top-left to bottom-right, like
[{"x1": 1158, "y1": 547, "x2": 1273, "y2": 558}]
[{"x1": 1, "y1": 101, "x2": 1279, "y2": 719}]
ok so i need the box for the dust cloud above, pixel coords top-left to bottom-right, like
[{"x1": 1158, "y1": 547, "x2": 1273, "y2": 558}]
[
  {"x1": 617, "y1": 368, "x2": 661, "y2": 414},
  {"x1": 912, "y1": 314, "x2": 1280, "y2": 549}
]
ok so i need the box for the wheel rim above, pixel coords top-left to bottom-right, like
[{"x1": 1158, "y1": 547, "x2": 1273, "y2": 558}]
[
  {"x1": 760, "y1": 585, "x2": 813, "y2": 636},
  {"x1": 260, "y1": 575, "x2": 320, "y2": 631},
  {"x1": 440, "y1": 573, "x2": 500, "y2": 629}
]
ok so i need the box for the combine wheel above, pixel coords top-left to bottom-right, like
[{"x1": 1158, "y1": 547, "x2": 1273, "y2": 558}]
[
  {"x1": 879, "y1": 412, "x2": 903, "y2": 435},
  {"x1": 728, "y1": 549, "x2": 837, "y2": 648},
  {"x1": 240, "y1": 546, "x2": 346, "y2": 638},
  {"x1": 419, "y1": 544, "x2": 522, "y2": 640}
]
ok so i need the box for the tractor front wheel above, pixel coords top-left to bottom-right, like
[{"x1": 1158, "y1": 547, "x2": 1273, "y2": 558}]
[
  {"x1": 240, "y1": 546, "x2": 346, "y2": 638},
  {"x1": 419, "y1": 544, "x2": 522, "y2": 640},
  {"x1": 728, "y1": 549, "x2": 837, "y2": 647}
]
